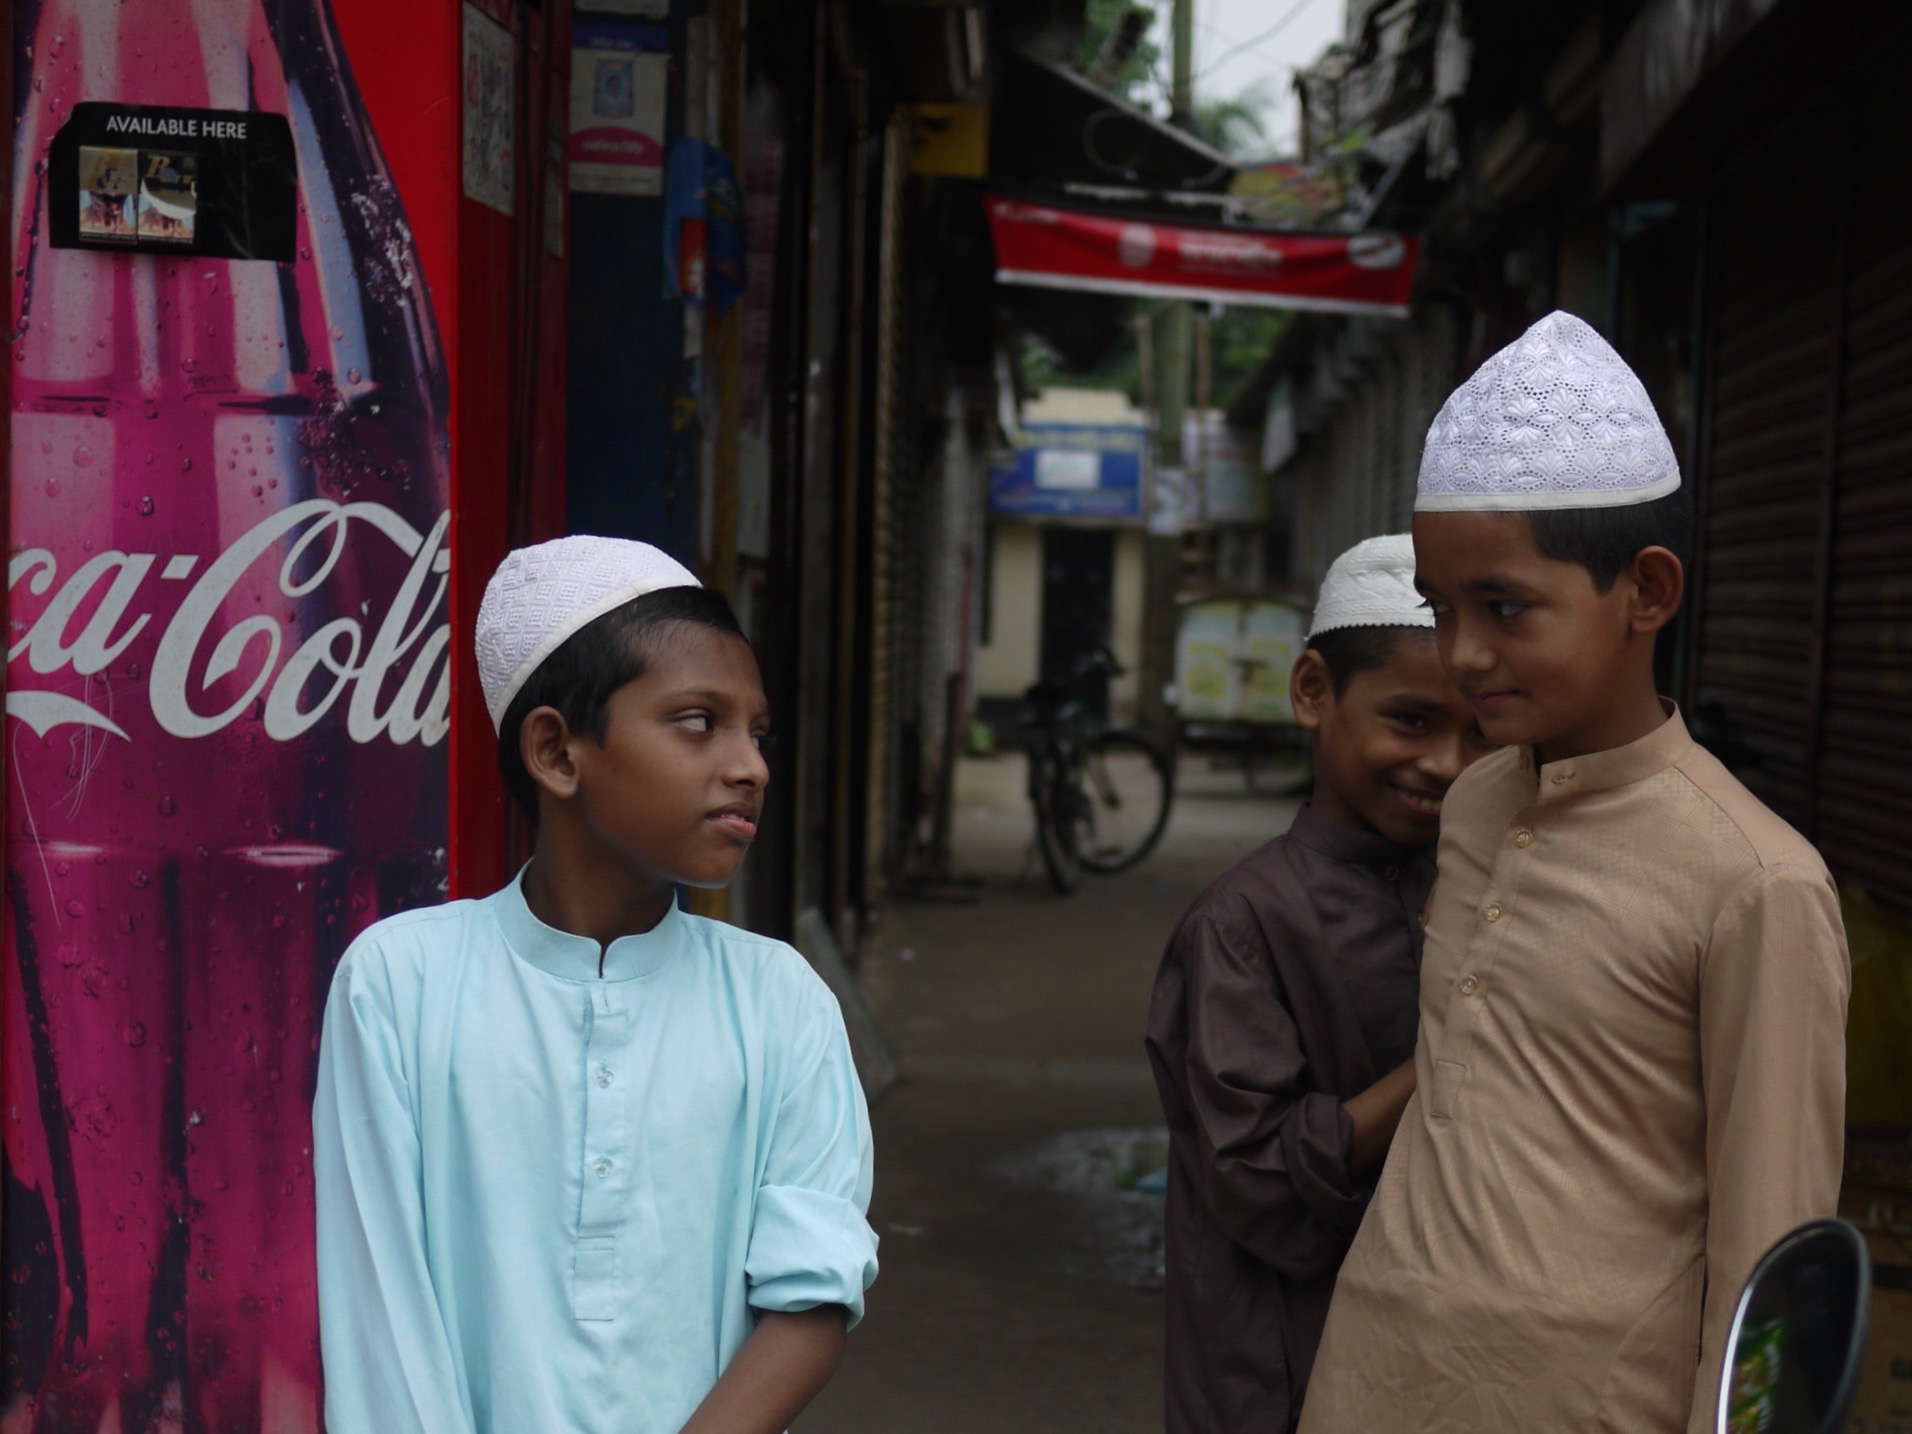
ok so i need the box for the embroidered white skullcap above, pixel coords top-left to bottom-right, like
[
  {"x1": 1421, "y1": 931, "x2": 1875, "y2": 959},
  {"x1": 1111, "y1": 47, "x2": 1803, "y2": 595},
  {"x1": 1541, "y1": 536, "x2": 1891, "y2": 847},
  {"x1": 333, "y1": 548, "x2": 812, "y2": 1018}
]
[
  {"x1": 476, "y1": 536, "x2": 701, "y2": 730},
  {"x1": 1308, "y1": 534, "x2": 1434, "y2": 639},
  {"x1": 1417, "y1": 310, "x2": 1680, "y2": 511}
]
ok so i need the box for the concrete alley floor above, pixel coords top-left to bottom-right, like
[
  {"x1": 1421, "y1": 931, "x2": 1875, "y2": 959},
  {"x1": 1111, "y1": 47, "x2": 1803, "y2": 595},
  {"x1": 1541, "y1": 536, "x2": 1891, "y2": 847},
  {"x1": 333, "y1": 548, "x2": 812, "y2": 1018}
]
[{"x1": 798, "y1": 751, "x2": 1301, "y2": 1434}]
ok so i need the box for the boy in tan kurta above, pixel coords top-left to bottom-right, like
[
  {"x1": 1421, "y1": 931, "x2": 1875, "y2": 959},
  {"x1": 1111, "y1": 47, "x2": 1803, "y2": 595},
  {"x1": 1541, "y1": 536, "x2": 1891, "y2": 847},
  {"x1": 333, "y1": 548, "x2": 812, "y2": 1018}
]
[{"x1": 1297, "y1": 312, "x2": 1850, "y2": 1434}]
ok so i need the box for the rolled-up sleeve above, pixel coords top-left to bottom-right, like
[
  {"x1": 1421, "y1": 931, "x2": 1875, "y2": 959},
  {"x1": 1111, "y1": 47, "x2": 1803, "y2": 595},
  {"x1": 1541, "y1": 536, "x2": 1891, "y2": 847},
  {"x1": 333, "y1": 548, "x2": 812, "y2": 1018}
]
[
  {"x1": 1688, "y1": 863, "x2": 1850, "y2": 1434},
  {"x1": 744, "y1": 985, "x2": 880, "y2": 1327},
  {"x1": 1181, "y1": 912, "x2": 1365, "y2": 1280}
]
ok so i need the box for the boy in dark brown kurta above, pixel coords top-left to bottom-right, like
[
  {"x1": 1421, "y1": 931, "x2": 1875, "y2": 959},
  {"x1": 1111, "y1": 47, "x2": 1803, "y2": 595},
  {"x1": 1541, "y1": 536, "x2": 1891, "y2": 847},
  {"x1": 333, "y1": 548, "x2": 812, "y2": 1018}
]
[{"x1": 1146, "y1": 536, "x2": 1492, "y2": 1433}]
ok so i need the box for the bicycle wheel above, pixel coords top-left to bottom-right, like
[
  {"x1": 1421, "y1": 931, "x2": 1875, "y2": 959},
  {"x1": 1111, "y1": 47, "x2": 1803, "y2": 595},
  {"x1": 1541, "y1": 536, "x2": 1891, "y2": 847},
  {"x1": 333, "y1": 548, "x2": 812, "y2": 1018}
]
[
  {"x1": 1074, "y1": 729, "x2": 1173, "y2": 873},
  {"x1": 1031, "y1": 754, "x2": 1082, "y2": 893}
]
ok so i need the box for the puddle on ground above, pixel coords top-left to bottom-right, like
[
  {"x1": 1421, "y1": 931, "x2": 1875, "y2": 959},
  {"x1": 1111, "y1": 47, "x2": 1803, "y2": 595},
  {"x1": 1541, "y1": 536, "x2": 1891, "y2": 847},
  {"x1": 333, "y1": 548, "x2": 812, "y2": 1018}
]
[{"x1": 994, "y1": 1126, "x2": 1170, "y2": 1290}]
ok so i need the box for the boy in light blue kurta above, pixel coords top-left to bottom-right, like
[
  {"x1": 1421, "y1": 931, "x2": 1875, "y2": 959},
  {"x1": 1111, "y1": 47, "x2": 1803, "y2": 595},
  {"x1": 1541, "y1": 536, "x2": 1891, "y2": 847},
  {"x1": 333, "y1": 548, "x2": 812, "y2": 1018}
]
[{"x1": 314, "y1": 538, "x2": 878, "y2": 1434}]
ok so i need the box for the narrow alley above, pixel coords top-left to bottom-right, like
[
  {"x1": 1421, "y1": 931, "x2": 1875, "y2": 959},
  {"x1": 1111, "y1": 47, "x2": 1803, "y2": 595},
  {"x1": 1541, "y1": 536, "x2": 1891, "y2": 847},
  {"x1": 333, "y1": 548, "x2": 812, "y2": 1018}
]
[{"x1": 800, "y1": 754, "x2": 1298, "y2": 1433}]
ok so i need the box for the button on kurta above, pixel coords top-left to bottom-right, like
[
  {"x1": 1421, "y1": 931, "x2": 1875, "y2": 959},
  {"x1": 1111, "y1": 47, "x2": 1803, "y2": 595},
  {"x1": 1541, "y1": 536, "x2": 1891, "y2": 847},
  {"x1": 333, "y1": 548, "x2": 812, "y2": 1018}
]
[
  {"x1": 593, "y1": 1157, "x2": 612, "y2": 1180},
  {"x1": 595, "y1": 1065, "x2": 613, "y2": 1088},
  {"x1": 1484, "y1": 903, "x2": 1503, "y2": 922},
  {"x1": 1513, "y1": 829, "x2": 1533, "y2": 847},
  {"x1": 1458, "y1": 974, "x2": 1480, "y2": 995}
]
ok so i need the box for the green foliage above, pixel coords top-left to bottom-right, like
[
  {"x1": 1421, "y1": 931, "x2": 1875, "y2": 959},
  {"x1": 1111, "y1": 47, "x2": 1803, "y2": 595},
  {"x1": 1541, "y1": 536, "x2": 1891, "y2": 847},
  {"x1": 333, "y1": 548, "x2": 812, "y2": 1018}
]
[
  {"x1": 1022, "y1": 331, "x2": 1143, "y2": 403},
  {"x1": 1194, "y1": 77, "x2": 1278, "y2": 159},
  {"x1": 1212, "y1": 307, "x2": 1287, "y2": 402},
  {"x1": 1075, "y1": 0, "x2": 1162, "y2": 104},
  {"x1": 1019, "y1": 306, "x2": 1286, "y2": 409}
]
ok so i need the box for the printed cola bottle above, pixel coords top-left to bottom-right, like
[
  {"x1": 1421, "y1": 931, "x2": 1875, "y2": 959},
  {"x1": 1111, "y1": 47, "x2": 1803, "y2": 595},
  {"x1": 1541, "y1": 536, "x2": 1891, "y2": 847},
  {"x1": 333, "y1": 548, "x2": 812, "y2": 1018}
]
[{"x1": 5, "y1": 0, "x2": 450, "y2": 1427}]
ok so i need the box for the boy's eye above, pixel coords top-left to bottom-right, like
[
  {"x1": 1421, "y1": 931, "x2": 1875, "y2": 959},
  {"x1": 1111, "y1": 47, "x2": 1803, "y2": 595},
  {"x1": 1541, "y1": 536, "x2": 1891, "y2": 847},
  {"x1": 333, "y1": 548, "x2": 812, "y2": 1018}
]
[
  {"x1": 1425, "y1": 599, "x2": 1451, "y2": 618},
  {"x1": 1488, "y1": 601, "x2": 1527, "y2": 619},
  {"x1": 677, "y1": 713, "x2": 714, "y2": 734},
  {"x1": 1389, "y1": 713, "x2": 1429, "y2": 731}
]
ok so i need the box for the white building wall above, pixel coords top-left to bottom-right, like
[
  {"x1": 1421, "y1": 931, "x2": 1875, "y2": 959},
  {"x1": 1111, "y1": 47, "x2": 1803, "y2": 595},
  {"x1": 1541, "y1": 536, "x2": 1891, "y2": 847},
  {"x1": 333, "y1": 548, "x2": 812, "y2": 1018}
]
[{"x1": 974, "y1": 522, "x2": 1043, "y2": 702}]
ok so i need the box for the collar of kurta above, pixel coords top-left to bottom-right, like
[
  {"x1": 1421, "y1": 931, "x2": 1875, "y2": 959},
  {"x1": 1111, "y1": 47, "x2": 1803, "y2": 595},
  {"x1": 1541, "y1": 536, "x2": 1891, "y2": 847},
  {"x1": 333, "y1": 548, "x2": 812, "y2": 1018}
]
[
  {"x1": 491, "y1": 866, "x2": 689, "y2": 982},
  {"x1": 1516, "y1": 701, "x2": 1693, "y2": 803},
  {"x1": 1287, "y1": 803, "x2": 1426, "y2": 871}
]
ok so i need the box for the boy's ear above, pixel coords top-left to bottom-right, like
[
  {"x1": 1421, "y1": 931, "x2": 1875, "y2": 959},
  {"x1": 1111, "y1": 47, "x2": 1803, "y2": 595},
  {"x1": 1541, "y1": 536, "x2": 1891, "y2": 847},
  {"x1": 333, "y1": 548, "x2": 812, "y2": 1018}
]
[
  {"x1": 1290, "y1": 649, "x2": 1334, "y2": 733},
  {"x1": 520, "y1": 706, "x2": 584, "y2": 803},
  {"x1": 1626, "y1": 546, "x2": 1685, "y2": 635}
]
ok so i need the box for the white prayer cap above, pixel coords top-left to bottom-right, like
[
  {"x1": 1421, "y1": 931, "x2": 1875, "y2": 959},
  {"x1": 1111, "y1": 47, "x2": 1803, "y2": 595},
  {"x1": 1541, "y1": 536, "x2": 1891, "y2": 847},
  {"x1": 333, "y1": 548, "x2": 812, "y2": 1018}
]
[
  {"x1": 1416, "y1": 310, "x2": 1680, "y2": 512},
  {"x1": 476, "y1": 536, "x2": 701, "y2": 730},
  {"x1": 1308, "y1": 534, "x2": 1434, "y2": 639}
]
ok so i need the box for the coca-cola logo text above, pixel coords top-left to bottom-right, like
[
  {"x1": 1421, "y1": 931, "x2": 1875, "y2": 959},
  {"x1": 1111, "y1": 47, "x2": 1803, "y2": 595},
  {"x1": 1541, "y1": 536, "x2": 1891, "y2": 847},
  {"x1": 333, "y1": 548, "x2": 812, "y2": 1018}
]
[{"x1": 7, "y1": 501, "x2": 450, "y2": 747}]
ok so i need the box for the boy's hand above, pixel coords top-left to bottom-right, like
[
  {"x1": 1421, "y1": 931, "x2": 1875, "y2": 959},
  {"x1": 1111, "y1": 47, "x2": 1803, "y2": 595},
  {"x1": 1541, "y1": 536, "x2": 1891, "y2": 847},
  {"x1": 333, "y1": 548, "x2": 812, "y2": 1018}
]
[
  {"x1": 1343, "y1": 1058, "x2": 1418, "y2": 1177},
  {"x1": 678, "y1": 1306, "x2": 849, "y2": 1434}
]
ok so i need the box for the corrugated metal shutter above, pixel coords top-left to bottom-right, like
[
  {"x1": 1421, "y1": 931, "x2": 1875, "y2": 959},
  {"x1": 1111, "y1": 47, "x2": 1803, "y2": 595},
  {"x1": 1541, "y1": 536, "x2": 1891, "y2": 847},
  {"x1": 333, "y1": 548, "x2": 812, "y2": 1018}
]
[
  {"x1": 1817, "y1": 69, "x2": 1912, "y2": 914},
  {"x1": 1691, "y1": 105, "x2": 1841, "y2": 831},
  {"x1": 1694, "y1": 74, "x2": 1912, "y2": 915}
]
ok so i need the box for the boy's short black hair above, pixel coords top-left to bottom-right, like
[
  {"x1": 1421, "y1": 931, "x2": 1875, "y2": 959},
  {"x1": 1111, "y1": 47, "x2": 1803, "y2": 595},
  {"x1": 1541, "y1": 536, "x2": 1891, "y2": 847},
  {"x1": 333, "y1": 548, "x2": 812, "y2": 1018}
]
[
  {"x1": 1523, "y1": 489, "x2": 1693, "y2": 592},
  {"x1": 1305, "y1": 625, "x2": 1435, "y2": 697},
  {"x1": 498, "y1": 584, "x2": 747, "y2": 820}
]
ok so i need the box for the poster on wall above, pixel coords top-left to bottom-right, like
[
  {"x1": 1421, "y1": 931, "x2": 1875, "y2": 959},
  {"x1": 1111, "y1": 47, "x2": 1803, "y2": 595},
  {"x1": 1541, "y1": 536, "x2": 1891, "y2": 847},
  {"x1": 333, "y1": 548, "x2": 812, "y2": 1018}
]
[
  {"x1": 569, "y1": 20, "x2": 669, "y2": 196},
  {"x1": 6, "y1": 0, "x2": 452, "y2": 1424},
  {"x1": 463, "y1": 3, "x2": 518, "y2": 215}
]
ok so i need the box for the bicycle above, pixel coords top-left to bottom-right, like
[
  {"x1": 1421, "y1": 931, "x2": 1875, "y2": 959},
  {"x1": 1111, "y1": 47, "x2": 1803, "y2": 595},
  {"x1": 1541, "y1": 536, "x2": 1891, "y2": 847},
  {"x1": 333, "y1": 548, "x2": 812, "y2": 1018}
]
[{"x1": 1019, "y1": 648, "x2": 1175, "y2": 894}]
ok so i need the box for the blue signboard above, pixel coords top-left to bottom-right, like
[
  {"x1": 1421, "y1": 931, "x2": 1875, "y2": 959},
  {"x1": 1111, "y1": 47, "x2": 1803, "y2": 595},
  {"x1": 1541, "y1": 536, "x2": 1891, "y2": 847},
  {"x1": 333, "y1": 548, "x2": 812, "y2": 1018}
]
[{"x1": 989, "y1": 421, "x2": 1147, "y2": 520}]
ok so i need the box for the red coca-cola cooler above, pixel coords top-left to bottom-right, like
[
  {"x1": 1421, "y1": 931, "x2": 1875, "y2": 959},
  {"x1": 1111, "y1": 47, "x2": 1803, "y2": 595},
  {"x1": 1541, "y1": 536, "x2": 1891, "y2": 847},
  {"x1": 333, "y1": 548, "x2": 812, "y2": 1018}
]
[{"x1": 3, "y1": 0, "x2": 567, "y2": 1424}]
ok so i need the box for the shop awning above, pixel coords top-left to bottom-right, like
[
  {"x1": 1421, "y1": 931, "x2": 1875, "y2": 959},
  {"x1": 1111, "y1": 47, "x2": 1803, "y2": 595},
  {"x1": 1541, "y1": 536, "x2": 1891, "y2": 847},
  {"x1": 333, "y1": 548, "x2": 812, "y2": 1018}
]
[{"x1": 986, "y1": 196, "x2": 1419, "y2": 316}]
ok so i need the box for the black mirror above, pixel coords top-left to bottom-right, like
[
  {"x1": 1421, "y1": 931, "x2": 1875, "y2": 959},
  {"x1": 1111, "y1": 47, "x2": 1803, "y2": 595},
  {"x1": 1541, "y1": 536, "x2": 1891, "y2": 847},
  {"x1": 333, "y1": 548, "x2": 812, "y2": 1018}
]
[{"x1": 1718, "y1": 1219, "x2": 1872, "y2": 1434}]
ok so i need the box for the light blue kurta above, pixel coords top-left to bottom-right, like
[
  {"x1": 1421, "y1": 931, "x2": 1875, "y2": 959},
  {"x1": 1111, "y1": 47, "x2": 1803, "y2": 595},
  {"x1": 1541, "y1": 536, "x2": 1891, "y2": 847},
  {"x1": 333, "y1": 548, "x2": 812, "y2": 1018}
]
[{"x1": 312, "y1": 871, "x2": 879, "y2": 1433}]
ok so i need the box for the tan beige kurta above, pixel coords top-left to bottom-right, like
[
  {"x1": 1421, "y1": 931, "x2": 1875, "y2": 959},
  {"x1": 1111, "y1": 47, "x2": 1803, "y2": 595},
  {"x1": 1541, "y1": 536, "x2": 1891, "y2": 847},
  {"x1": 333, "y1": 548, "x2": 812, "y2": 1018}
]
[{"x1": 1298, "y1": 709, "x2": 1850, "y2": 1434}]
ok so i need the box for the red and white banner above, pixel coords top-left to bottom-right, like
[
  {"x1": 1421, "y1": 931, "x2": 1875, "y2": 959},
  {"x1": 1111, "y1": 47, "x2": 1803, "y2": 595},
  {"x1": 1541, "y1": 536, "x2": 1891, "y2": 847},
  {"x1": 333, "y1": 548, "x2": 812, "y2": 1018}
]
[{"x1": 986, "y1": 195, "x2": 1419, "y2": 316}]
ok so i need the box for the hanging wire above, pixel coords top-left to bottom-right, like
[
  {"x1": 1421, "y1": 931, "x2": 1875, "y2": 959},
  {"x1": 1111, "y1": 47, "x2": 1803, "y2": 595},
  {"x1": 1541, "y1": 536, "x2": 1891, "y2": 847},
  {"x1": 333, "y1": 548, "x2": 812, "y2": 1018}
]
[{"x1": 1189, "y1": 0, "x2": 1329, "y2": 85}]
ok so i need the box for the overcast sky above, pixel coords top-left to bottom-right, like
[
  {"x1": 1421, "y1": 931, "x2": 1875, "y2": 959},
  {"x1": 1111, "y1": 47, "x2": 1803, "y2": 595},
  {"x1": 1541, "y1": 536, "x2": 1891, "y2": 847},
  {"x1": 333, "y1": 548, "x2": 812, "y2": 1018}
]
[{"x1": 1156, "y1": 0, "x2": 1348, "y2": 156}]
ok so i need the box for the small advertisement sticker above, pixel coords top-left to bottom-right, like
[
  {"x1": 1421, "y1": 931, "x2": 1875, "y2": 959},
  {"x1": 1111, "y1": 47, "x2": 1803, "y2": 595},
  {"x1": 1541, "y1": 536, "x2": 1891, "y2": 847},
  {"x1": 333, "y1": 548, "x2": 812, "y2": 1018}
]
[
  {"x1": 462, "y1": 3, "x2": 517, "y2": 216},
  {"x1": 569, "y1": 21, "x2": 668, "y2": 196}
]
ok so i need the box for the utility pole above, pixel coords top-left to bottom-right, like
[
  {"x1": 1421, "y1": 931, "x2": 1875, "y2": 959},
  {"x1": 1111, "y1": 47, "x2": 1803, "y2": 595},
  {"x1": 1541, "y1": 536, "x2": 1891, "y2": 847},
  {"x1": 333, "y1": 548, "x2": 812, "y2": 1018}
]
[{"x1": 1138, "y1": 0, "x2": 1196, "y2": 749}]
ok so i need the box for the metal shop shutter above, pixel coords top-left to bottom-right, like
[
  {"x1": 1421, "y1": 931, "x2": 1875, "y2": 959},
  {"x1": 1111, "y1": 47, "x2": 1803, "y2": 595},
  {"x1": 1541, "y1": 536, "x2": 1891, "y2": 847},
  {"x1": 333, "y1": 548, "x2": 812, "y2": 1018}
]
[
  {"x1": 1694, "y1": 75, "x2": 1912, "y2": 915},
  {"x1": 1691, "y1": 105, "x2": 1841, "y2": 831},
  {"x1": 1817, "y1": 71, "x2": 1912, "y2": 915}
]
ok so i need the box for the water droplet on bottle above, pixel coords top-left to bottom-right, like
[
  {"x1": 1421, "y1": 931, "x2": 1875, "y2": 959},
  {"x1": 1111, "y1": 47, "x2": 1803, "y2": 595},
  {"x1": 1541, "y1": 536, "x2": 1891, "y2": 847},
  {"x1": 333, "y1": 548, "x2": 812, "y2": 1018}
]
[
  {"x1": 63, "y1": 899, "x2": 85, "y2": 917},
  {"x1": 123, "y1": 1023, "x2": 147, "y2": 1048},
  {"x1": 158, "y1": 795, "x2": 176, "y2": 816},
  {"x1": 129, "y1": 871, "x2": 151, "y2": 890},
  {"x1": 43, "y1": 478, "x2": 59, "y2": 497},
  {"x1": 180, "y1": 457, "x2": 192, "y2": 472},
  {"x1": 137, "y1": 495, "x2": 155, "y2": 516},
  {"x1": 71, "y1": 444, "x2": 93, "y2": 468},
  {"x1": 250, "y1": 484, "x2": 263, "y2": 498},
  {"x1": 346, "y1": 368, "x2": 362, "y2": 384}
]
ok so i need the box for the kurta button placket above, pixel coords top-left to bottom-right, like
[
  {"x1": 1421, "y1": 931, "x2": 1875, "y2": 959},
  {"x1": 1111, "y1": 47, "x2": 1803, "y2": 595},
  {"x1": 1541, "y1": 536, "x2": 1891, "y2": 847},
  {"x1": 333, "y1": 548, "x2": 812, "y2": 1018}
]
[
  {"x1": 1484, "y1": 903, "x2": 1503, "y2": 923},
  {"x1": 1458, "y1": 974, "x2": 1480, "y2": 995},
  {"x1": 573, "y1": 983, "x2": 631, "y2": 1321},
  {"x1": 1513, "y1": 829, "x2": 1533, "y2": 848}
]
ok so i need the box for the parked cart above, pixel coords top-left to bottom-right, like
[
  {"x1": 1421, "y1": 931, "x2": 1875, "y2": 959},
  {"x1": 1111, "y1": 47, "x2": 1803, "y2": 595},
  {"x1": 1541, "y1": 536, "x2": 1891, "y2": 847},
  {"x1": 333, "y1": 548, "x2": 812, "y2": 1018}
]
[{"x1": 1173, "y1": 593, "x2": 1310, "y2": 790}]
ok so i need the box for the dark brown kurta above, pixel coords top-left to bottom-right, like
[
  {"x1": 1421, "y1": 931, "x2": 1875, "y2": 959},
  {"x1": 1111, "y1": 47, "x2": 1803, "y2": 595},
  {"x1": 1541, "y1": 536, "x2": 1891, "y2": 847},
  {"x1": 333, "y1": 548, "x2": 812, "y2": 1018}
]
[{"x1": 1146, "y1": 806, "x2": 1433, "y2": 1434}]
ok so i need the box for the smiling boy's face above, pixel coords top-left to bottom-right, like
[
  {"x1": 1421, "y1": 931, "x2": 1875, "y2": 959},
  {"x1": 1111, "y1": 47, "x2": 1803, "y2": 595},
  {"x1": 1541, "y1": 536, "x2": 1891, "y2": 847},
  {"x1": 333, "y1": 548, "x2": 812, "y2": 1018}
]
[
  {"x1": 568, "y1": 623, "x2": 772, "y2": 890},
  {"x1": 1292, "y1": 633, "x2": 1494, "y2": 846},
  {"x1": 1411, "y1": 509, "x2": 1669, "y2": 758}
]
